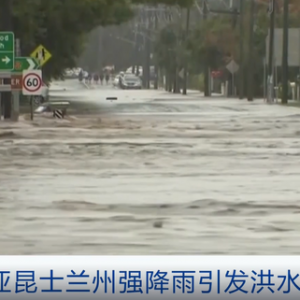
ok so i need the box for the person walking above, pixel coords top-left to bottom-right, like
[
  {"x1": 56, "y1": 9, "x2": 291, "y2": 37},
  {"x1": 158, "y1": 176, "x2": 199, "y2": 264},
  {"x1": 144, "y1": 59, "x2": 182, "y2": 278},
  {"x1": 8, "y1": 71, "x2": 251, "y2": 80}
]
[
  {"x1": 93, "y1": 73, "x2": 99, "y2": 85},
  {"x1": 87, "y1": 72, "x2": 92, "y2": 85},
  {"x1": 105, "y1": 73, "x2": 110, "y2": 85},
  {"x1": 99, "y1": 73, "x2": 104, "y2": 85}
]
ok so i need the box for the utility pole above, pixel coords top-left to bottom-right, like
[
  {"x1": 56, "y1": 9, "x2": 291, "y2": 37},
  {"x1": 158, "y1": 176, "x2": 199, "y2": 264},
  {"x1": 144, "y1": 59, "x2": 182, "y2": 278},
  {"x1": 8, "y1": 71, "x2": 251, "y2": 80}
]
[
  {"x1": 182, "y1": 7, "x2": 190, "y2": 95},
  {"x1": 203, "y1": 0, "x2": 210, "y2": 97},
  {"x1": 154, "y1": 10, "x2": 159, "y2": 89},
  {"x1": 247, "y1": 0, "x2": 255, "y2": 101},
  {"x1": 267, "y1": 0, "x2": 275, "y2": 103},
  {"x1": 132, "y1": 31, "x2": 138, "y2": 74},
  {"x1": 0, "y1": 0, "x2": 13, "y2": 119},
  {"x1": 281, "y1": 0, "x2": 289, "y2": 104},
  {"x1": 145, "y1": 32, "x2": 151, "y2": 88},
  {"x1": 238, "y1": 0, "x2": 244, "y2": 99},
  {"x1": 141, "y1": 9, "x2": 147, "y2": 88},
  {"x1": 143, "y1": 8, "x2": 151, "y2": 89},
  {"x1": 208, "y1": 3, "x2": 241, "y2": 98}
]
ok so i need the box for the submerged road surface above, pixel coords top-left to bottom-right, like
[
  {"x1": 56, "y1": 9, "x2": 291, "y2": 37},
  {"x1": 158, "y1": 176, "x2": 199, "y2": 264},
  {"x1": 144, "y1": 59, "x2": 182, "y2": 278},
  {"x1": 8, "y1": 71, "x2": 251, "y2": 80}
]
[{"x1": 1, "y1": 81, "x2": 300, "y2": 254}]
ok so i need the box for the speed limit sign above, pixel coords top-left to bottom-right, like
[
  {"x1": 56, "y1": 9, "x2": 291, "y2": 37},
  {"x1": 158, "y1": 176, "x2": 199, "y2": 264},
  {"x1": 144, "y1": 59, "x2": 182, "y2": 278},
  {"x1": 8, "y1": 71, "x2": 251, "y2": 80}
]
[{"x1": 22, "y1": 70, "x2": 43, "y2": 95}]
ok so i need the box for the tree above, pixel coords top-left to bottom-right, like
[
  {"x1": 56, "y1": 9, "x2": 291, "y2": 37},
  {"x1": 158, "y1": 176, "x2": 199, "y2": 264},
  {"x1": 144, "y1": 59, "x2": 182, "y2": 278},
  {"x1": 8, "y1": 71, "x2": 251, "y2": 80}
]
[
  {"x1": 188, "y1": 16, "x2": 237, "y2": 72},
  {"x1": 79, "y1": 24, "x2": 137, "y2": 72},
  {"x1": 78, "y1": 0, "x2": 196, "y2": 75},
  {"x1": 152, "y1": 13, "x2": 190, "y2": 93},
  {"x1": 8, "y1": 0, "x2": 196, "y2": 82},
  {"x1": 154, "y1": 24, "x2": 178, "y2": 91},
  {"x1": 9, "y1": 0, "x2": 135, "y2": 81},
  {"x1": 152, "y1": 13, "x2": 237, "y2": 93}
]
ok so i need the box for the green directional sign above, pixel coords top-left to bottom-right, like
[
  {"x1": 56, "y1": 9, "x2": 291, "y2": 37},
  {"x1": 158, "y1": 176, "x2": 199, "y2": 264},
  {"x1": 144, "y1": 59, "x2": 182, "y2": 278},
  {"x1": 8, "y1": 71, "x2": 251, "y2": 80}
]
[
  {"x1": 12, "y1": 57, "x2": 39, "y2": 73},
  {"x1": 0, "y1": 31, "x2": 14, "y2": 71}
]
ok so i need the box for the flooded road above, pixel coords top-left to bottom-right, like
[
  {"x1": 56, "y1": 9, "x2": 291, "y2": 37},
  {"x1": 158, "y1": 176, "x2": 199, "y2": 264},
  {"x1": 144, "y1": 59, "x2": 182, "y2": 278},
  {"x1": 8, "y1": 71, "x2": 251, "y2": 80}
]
[{"x1": 1, "y1": 81, "x2": 300, "y2": 254}]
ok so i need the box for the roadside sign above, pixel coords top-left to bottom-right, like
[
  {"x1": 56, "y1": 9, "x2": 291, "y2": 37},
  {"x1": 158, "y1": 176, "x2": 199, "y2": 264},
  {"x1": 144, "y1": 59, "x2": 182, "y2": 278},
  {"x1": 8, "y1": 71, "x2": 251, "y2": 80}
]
[
  {"x1": 178, "y1": 68, "x2": 184, "y2": 79},
  {"x1": 11, "y1": 74, "x2": 22, "y2": 90},
  {"x1": 226, "y1": 59, "x2": 239, "y2": 74},
  {"x1": 13, "y1": 57, "x2": 38, "y2": 73},
  {"x1": 267, "y1": 75, "x2": 274, "y2": 103},
  {"x1": 30, "y1": 44, "x2": 52, "y2": 66},
  {"x1": 268, "y1": 0, "x2": 274, "y2": 14},
  {"x1": 0, "y1": 31, "x2": 14, "y2": 70},
  {"x1": 22, "y1": 70, "x2": 42, "y2": 95}
]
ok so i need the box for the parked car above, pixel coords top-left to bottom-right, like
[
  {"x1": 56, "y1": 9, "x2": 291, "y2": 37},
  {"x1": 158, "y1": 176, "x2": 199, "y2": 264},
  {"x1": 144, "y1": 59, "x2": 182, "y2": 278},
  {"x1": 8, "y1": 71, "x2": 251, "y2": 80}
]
[{"x1": 120, "y1": 74, "x2": 142, "y2": 89}]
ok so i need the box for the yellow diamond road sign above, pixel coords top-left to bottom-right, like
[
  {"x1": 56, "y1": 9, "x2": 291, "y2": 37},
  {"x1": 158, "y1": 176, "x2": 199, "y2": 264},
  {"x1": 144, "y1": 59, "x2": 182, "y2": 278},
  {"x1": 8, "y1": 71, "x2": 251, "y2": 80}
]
[{"x1": 30, "y1": 44, "x2": 52, "y2": 67}]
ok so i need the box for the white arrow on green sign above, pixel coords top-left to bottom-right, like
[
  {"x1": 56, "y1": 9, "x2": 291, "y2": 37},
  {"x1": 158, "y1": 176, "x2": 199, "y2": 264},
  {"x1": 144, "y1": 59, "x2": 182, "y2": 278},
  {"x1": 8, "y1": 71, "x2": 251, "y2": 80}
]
[
  {"x1": 12, "y1": 57, "x2": 39, "y2": 73},
  {"x1": 2, "y1": 56, "x2": 10, "y2": 64},
  {"x1": 0, "y1": 31, "x2": 14, "y2": 70}
]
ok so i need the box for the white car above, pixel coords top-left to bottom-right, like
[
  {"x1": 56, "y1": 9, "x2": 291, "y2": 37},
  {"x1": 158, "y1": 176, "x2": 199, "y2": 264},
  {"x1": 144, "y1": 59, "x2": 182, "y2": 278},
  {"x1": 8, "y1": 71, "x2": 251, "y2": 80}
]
[
  {"x1": 120, "y1": 74, "x2": 142, "y2": 89},
  {"x1": 73, "y1": 68, "x2": 82, "y2": 76},
  {"x1": 83, "y1": 71, "x2": 88, "y2": 79},
  {"x1": 113, "y1": 75, "x2": 120, "y2": 87},
  {"x1": 64, "y1": 69, "x2": 74, "y2": 77}
]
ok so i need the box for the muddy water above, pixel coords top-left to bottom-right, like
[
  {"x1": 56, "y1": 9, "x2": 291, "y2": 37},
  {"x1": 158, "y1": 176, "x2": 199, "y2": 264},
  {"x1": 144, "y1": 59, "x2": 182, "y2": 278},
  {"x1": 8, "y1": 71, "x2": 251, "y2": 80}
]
[{"x1": 1, "y1": 97, "x2": 300, "y2": 254}]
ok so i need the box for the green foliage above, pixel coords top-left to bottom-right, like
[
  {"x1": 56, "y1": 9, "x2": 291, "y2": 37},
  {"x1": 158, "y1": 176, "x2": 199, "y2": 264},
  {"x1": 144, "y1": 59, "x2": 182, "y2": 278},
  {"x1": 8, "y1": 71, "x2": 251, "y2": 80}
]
[
  {"x1": 10, "y1": 0, "x2": 135, "y2": 81},
  {"x1": 154, "y1": 25, "x2": 176, "y2": 68},
  {"x1": 277, "y1": 82, "x2": 293, "y2": 100},
  {"x1": 187, "y1": 16, "x2": 237, "y2": 71},
  {"x1": 153, "y1": 21, "x2": 189, "y2": 72},
  {"x1": 188, "y1": 74, "x2": 204, "y2": 91},
  {"x1": 151, "y1": 2, "x2": 300, "y2": 96},
  {"x1": 7, "y1": 0, "x2": 196, "y2": 82},
  {"x1": 154, "y1": 14, "x2": 235, "y2": 77}
]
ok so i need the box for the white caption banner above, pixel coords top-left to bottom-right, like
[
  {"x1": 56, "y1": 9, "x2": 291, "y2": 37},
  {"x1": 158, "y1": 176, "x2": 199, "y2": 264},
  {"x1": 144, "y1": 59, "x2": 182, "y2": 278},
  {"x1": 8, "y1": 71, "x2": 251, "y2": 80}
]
[{"x1": 0, "y1": 256, "x2": 297, "y2": 299}]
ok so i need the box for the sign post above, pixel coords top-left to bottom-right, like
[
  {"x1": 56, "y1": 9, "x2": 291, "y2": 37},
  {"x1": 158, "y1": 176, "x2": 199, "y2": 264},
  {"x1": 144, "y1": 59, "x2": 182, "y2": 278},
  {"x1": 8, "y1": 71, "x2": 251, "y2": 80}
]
[
  {"x1": 30, "y1": 44, "x2": 52, "y2": 67},
  {"x1": 267, "y1": 75, "x2": 274, "y2": 103},
  {"x1": 0, "y1": 32, "x2": 15, "y2": 120},
  {"x1": 22, "y1": 69, "x2": 43, "y2": 121},
  {"x1": 0, "y1": 32, "x2": 15, "y2": 71},
  {"x1": 0, "y1": 38, "x2": 52, "y2": 121},
  {"x1": 268, "y1": 0, "x2": 274, "y2": 15},
  {"x1": 22, "y1": 70, "x2": 43, "y2": 95},
  {"x1": 226, "y1": 59, "x2": 239, "y2": 97},
  {"x1": 11, "y1": 57, "x2": 39, "y2": 91},
  {"x1": 23, "y1": 44, "x2": 52, "y2": 121},
  {"x1": 13, "y1": 57, "x2": 38, "y2": 73}
]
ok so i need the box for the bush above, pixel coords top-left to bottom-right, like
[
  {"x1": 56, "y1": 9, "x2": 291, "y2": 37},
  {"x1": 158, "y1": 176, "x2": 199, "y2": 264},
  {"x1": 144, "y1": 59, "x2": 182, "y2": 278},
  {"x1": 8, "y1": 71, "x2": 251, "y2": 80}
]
[
  {"x1": 277, "y1": 82, "x2": 293, "y2": 99},
  {"x1": 188, "y1": 74, "x2": 204, "y2": 91}
]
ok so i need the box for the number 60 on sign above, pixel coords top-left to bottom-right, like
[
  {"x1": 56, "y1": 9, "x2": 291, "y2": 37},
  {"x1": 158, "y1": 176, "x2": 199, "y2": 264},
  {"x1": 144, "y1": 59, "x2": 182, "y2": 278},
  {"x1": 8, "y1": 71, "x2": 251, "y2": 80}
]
[{"x1": 22, "y1": 69, "x2": 43, "y2": 95}]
